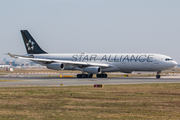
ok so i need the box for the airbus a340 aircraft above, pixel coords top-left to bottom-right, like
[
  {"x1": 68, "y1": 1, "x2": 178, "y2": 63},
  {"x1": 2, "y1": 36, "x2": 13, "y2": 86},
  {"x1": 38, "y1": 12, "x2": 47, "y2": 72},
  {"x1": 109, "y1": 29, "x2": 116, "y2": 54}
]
[{"x1": 8, "y1": 30, "x2": 177, "y2": 79}]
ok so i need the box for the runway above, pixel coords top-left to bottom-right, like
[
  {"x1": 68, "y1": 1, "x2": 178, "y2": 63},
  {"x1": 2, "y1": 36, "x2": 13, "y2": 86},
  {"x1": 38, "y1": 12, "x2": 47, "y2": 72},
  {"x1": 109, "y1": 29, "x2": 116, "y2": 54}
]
[{"x1": 0, "y1": 75, "x2": 180, "y2": 87}]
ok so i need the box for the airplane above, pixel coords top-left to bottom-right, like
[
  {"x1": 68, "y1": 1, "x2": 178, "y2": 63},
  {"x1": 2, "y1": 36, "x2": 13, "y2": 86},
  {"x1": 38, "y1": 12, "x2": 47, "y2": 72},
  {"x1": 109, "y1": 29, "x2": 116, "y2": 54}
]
[
  {"x1": 8, "y1": 30, "x2": 177, "y2": 78},
  {"x1": 0, "y1": 65, "x2": 11, "y2": 68}
]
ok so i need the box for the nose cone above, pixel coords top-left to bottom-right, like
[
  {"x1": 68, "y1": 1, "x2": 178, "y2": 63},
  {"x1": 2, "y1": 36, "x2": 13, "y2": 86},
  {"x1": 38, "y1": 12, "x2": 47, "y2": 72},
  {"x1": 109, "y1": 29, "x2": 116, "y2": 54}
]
[
  {"x1": 171, "y1": 61, "x2": 178, "y2": 67},
  {"x1": 164, "y1": 60, "x2": 178, "y2": 70}
]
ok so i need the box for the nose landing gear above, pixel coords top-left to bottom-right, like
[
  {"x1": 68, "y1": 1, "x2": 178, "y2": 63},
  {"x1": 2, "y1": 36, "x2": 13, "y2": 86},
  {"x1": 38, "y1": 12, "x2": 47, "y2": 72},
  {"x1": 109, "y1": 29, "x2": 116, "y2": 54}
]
[{"x1": 156, "y1": 71, "x2": 161, "y2": 79}]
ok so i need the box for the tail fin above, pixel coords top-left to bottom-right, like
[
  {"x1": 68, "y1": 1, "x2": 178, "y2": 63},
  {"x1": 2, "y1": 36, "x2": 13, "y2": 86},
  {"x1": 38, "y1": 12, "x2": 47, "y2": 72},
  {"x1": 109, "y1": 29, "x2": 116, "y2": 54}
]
[{"x1": 21, "y1": 30, "x2": 47, "y2": 54}]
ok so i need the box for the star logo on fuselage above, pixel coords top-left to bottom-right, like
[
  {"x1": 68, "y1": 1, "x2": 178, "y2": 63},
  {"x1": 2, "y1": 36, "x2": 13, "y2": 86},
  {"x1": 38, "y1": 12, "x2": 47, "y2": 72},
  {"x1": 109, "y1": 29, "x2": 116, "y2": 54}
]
[{"x1": 26, "y1": 39, "x2": 35, "y2": 51}]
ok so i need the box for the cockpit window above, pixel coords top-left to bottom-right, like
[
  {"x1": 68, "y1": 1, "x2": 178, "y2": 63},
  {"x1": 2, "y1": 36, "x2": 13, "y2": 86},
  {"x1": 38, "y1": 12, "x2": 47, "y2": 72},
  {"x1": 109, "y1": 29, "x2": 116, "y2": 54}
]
[{"x1": 165, "y1": 58, "x2": 173, "y2": 61}]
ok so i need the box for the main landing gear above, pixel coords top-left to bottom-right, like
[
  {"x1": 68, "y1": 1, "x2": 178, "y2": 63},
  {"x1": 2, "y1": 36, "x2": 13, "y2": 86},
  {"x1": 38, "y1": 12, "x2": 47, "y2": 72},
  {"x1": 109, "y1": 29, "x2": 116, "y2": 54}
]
[
  {"x1": 76, "y1": 73, "x2": 108, "y2": 78},
  {"x1": 96, "y1": 74, "x2": 107, "y2": 78},
  {"x1": 156, "y1": 71, "x2": 161, "y2": 79},
  {"x1": 77, "y1": 74, "x2": 93, "y2": 78}
]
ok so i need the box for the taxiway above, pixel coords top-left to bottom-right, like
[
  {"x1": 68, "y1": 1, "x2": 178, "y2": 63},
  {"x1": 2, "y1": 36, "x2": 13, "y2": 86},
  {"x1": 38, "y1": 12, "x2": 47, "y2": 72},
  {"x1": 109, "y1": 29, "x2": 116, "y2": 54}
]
[{"x1": 0, "y1": 75, "x2": 180, "y2": 87}]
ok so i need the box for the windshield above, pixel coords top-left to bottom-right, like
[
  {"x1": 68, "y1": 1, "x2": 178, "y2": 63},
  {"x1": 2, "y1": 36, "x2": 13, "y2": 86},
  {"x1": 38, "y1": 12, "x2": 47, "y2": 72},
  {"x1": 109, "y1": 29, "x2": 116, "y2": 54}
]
[{"x1": 165, "y1": 58, "x2": 173, "y2": 61}]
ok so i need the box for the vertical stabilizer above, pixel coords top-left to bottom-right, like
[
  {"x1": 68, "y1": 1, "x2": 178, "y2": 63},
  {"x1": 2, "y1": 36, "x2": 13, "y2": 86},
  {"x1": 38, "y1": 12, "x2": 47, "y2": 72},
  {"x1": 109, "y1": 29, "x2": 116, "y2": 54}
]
[{"x1": 21, "y1": 30, "x2": 47, "y2": 54}]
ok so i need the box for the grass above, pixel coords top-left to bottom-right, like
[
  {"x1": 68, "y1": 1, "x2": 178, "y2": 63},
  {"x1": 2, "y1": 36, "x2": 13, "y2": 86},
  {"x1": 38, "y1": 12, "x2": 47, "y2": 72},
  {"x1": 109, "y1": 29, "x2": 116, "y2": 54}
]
[
  {"x1": 0, "y1": 68, "x2": 81, "y2": 74},
  {"x1": 0, "y1": 80, "x2": 24, "y2": 82},
  {"x1": 0, "y1": 83, "x2": 180, "y2": 119},
  {"x1": 0, "y1": 67, "x2": 179, "y2": 74}
]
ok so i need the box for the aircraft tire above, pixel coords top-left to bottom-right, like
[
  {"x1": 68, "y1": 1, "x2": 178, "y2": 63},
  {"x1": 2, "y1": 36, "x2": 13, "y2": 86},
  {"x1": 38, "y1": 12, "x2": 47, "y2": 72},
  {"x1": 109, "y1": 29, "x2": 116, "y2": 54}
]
[
  {"x1": 84, "y1": 74, "x2": 88, "y2": 78},
  {"x1": 96, "y1": 74, "x2": 107, "y2": 78},
  {"x1": 99, "y1": 74, "x2": 102, "y2": 78},
  {"x1": 77, "y1": 74, "x2": 92, "y2": 78},
  {"x1": 77, "y1": 74, "x2": 81, "y2": 78},
  {"x1": 104, "y1": 74, "x2": 107, "y2": 78},
  {"x1": 156, "y1": 75, "x2": 160, "y2": 79}
]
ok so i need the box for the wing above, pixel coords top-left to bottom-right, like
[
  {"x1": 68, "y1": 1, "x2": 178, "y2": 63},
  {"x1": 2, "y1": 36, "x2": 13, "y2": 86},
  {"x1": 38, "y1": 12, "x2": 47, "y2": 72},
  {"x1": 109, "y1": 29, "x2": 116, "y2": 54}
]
[{"x1": 7, "y1": 53, "x2": 109, "y2": 68}]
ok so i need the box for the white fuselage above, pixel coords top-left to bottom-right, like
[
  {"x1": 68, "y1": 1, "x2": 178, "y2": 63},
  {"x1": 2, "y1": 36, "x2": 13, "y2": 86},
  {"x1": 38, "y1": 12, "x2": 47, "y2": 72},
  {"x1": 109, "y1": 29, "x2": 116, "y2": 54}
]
[{"x1": 32, "y1": 53, "x2": 177, "y2": 73}]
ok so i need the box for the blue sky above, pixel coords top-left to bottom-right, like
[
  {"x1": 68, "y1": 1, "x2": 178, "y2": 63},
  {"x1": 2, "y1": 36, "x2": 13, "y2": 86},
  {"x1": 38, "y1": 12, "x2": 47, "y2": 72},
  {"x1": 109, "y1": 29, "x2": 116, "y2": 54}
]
[{"x1": 1, "y1": 0, "x2": 180, "y2": 62}]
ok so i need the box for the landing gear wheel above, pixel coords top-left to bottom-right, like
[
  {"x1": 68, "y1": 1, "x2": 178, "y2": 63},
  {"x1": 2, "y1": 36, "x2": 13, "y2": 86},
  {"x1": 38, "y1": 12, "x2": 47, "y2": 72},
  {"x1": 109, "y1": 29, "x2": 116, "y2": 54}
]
[
  {"x1": 156, "y1": 75, "x2": 160, "y2": 79},
  {"x1": 156, "y1": 71, "x2": 161, "y2": 79},
  {"x1": 77, "y1": 74, "x2": 93, "y2": 78},
  {"x1": 84, "y1": 74, "x2": 88, "y2": 78},
  {"x1": 96, "y1": 74, "x2": 108, "y2": 78},
  {"x1": 104, "y1": 74, "x2": 107, "y2": 78},
  {"x1": 77, "y1": 74, "x2": 80, "y2": 78}
]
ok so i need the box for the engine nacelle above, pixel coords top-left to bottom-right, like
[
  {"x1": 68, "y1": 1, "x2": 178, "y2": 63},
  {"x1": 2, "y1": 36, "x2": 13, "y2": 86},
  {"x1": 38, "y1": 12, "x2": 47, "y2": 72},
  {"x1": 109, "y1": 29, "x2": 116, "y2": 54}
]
[
  {"x1": 47, "y1": 63, "x2": 65, "y2": 70},
  {"x1": 84, "y1": 66, "x2": 101, "y2": 74}
]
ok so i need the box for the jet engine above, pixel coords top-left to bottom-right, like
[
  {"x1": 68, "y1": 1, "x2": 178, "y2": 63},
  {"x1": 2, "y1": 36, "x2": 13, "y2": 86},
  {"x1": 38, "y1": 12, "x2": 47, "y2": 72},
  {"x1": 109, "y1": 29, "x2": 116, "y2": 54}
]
[
  {"x1": 47, "y1": 63, "x2": 65, "y2": 70},
  {"x1": 84, "y1": 66, "x2": 101, "y2": 74}
]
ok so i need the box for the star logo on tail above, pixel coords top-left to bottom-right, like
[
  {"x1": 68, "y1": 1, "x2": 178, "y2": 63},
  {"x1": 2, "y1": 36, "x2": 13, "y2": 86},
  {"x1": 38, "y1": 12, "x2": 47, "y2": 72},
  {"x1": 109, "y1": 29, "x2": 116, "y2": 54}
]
[{"x1": 26, "y1": 39, "x2": 35, "y2": 51}]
